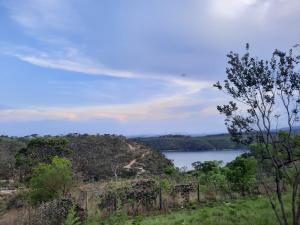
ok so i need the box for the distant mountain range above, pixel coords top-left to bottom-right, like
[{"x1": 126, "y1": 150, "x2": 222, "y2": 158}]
[
  {"x1": 131, "y1": 133, "x2": 244, "y2": 151},
  {"x1": 132, "y1": 126, "x2": 300, "y2": 151}
]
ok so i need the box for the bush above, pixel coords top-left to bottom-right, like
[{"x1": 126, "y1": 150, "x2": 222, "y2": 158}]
[
  {"x1": 31, "y1": 198, "x2": 73, "y2": 225},
  {"x1": 225, "y1": 156, "x2": 257, "y2": 195},
  {"x1": 63, "y1": 205, "x2": 81, "y2": 225},
  {"x1": 28, "y1": 156, "x2": 73, "y2": 205}
]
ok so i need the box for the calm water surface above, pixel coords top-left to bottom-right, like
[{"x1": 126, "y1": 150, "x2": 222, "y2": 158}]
[{"x1": 162, "y1": 150, "x2": 247, "y2": 170}]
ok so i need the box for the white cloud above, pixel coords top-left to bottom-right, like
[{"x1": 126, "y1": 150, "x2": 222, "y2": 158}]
[
  {"x1": 0, "y1": 44, "x2": 215, "y2": 123},
  {"x1": 0, "y1": 93, "x2": 209, "y2": 122},
  {"x1": 210, "y1": 0, "x2": 258, "y2": 19},
  {"x1": 3, "y1": 0, "x2": 79, "y2": 32},
  {"x1": 14, "y1": 50, "x2": 137, "y2": 79},
  {"x1": 2, "y1": 44, "x2": 213, "y2": 91},
  {"x1": 208, "y1": 0, "x2": 300, "y2": 21}
]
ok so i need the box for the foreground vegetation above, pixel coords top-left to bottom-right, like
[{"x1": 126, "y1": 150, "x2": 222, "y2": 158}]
[
  {"x1": 121, "y1": 195, "x2": 292, "y2": 225},
  {"x1": 0, "y1": 150, "x2": 280, "y2": 225}
]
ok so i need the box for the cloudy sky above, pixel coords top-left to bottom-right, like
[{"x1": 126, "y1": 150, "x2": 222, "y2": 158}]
[{"x1": 0, "y1": 0, "x2": 299, "y2": 136}]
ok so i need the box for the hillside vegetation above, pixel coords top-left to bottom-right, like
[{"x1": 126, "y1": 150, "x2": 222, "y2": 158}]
[
  {"x1": 0, "y1": 136, "x2": 27, "y2": 179},
  {"x1": 132, "y1": 134, "x2": 243, "y2": 151},
  {"x1": 66, "y1": 134, "x2": 172, "y2": 180},
  {"x1": 0, "y1": 134, "x2": 172, "y2": 181}
]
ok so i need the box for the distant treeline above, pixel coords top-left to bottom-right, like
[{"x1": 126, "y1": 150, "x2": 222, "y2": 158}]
[{"x1": 131, "y1": 134, "x2": 244, "y2": 151}]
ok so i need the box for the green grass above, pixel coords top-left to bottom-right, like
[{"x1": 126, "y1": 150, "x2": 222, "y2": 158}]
[
  {"x1": 122, "y1": 195, "x2": 291, "y2": 225},
  {"x1": 83, "y1": 194, "x2": 292, "y2": 225}
]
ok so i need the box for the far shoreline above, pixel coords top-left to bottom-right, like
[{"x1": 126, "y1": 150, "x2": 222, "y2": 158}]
[{"x1": 160, "y1": 148, "x2": 248, "y2": 152}]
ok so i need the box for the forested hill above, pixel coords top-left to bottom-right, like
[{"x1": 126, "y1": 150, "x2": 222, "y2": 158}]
[
  {"x1": 0, "y1": 134, "x2": 172, "y2": 180},
  {"x1": 131, "y1": 134, "x2": 243, "y2": 151}
]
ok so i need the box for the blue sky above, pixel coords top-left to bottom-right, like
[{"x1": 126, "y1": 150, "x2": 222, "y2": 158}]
[{"x1": 0, "y1": 0, "x2": 300, "y2": 136}]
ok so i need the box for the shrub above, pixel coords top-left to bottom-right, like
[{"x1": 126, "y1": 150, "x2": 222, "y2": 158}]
[
  {"x1": 225, "y1": 156, "x2": 257, "y2": 195},
  {"x1": 28, "y1": 156, "x2": 73, "y2": 205},
  {"x1": 63, "y1": 205, "x2": 81, "y2": 225}
]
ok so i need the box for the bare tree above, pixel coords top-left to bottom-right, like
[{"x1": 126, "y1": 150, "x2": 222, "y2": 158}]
[
  {"x1": 111, "y1": 153, "x2": 128, "y2": 181},
  {"x1": 111, "y1": 158, "x2": 121, "y2": 181},
  {"x1": 215, "y1": 44, "x2": 300, "y2": 225}
]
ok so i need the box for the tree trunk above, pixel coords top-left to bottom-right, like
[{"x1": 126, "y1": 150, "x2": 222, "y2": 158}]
[{"x1": 276, "y1": 175, "x2": 289, "y2": 225}]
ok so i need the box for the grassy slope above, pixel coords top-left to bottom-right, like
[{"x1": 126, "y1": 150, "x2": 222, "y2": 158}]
[{"x1": 125, "y1": 195, "x2": 291, "y2": 225}]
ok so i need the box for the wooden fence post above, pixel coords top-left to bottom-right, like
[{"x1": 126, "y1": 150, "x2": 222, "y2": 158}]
[
  {"x1": 159, "y1": 185, "x2": 163, "y2": 210},
  {"x1": 114, "y1": 195, "x2": 117, "y2": 211},
  {"x1": 85, "y1": 191, "x2": 88, "y2": 213},
  {"x1": 197, "y1": 183, "x2": 200, "y2": 203},
  {"x1": 28, "y1": 207, "x2": 31, "y2": 225}
]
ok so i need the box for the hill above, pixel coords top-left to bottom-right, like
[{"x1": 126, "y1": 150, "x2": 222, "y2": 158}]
[
  {"x1": 131, "y1": 134, "x2": 243, "y2": 151},
  {"x1": 65, "y1": 134, "x2": 172, "y2": 180},
  {"x1": 0, "y1": 134, "x2": 172, "y2": 181}
]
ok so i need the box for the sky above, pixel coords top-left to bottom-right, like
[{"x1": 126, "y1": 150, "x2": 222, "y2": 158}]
[{"x1": 0, "y1": 0, "x2": 300, "y2": 136}]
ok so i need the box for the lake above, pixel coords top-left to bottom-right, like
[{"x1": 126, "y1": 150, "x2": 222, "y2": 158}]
[{"x1": 162, "y1": 149, "x2": 247, "y2": 170}]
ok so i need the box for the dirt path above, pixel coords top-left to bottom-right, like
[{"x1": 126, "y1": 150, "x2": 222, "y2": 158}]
[
  {"x1": 123, "y1": 159, "x2": 137, "y2": 169},
  {"x1": 123, "y1": 151, "x2": 150, "y2": 169}
]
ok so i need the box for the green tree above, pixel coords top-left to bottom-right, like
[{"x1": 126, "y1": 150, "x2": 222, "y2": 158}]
[
  {"x1": 163, "y1": 165, "x2": 178, "y2": 176},
  {"x1": 192, "y1": 160, "x2": 222, "y2": 173},
  {"x1": 225, "y1": 156, "x2": 257, "y2": 196},
  {"x1": 215, "y1": 44, "x2": 300, "y2": 225},
  {"x1": 28, "y1": 156, "x2": 73, "y2": 205},
  {"x1": 15, "y1": 137, "x2": 72, "y2": 180},
  {"x1": 193, "y1": 161, "x2": 228, "y2": 198}
]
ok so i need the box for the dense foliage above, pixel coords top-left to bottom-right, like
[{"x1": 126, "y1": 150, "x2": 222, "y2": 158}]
[
  {"x1": 15, "y1": 137, "x2": 72, "y2": 181},
  {"x1": 225, "y1": 156, "x2": 257, "y2": 195},
  {"x1": 192, "y1": 157, "x2": 258, "y2": 199},
  {"x1": 28, "y1": 156, "x2": 73, "y2": 205},
  {"x1": 0, "y1": 136, "x2": 27, "y2": 179}
]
